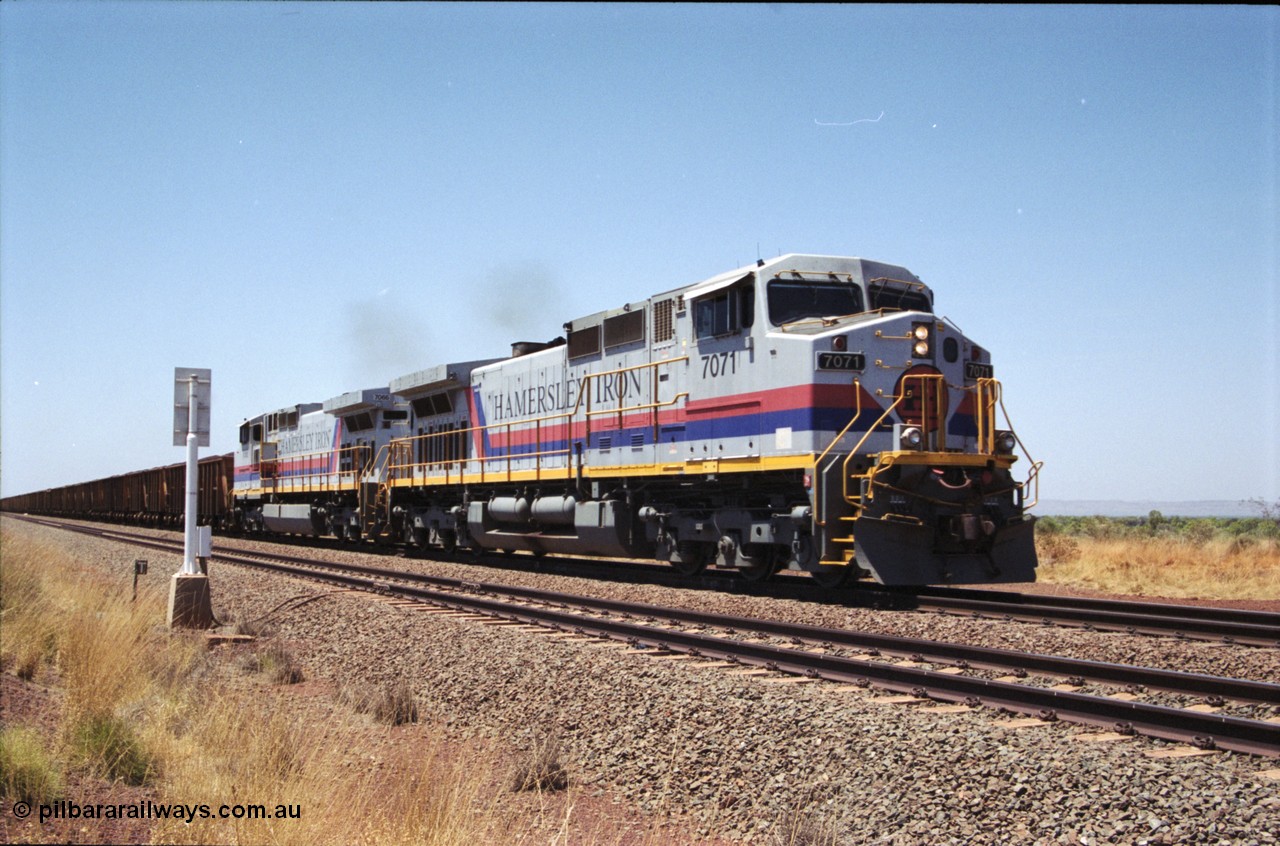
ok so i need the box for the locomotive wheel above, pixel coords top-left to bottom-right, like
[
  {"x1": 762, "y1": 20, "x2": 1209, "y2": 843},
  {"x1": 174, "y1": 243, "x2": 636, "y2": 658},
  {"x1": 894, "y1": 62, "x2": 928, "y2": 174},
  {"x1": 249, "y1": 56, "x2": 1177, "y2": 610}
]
[
  {"x1": 672, "y1": 558, "x2": 708, "y2": 577},
  {"x1": 809, "y1": 564, "x2": 852, "y2": 588},
  {"x1": 737, "y1": 545, "x2": 779, "y2": 582},
  {"x1": 438, "y1": 530, "x2": 458, "y2": 555},
  {"x1": 670, "y1": 543, "x2": 710, "y2": 577}
]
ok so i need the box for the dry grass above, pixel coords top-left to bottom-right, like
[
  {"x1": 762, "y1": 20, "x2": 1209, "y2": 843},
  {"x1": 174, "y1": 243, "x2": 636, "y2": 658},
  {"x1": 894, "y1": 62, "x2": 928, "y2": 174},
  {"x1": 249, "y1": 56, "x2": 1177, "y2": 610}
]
[
  {"x1": 771, "y1": 807, "x2": 845, "y2": 846},
  {"x1": 0, "y1": 538, "x2": 66, "y2": 681},
  {"x1": 1, "y1": 532, "x2": 207, "y2": 778},
  {"x1": 1035, "y1": 532, "x2": 1280, "y2": 600},
  {"x1": 341, "y1": 679, "x2": 421, "y2": 726},
  {"x1": 0, "y1": 530, "x2": 504, "y2": 845},
  {"x1": 509, "y1": 733, "x2": 569, "y2": 793},
  {"x1": 1, "y1": 525, "x2": 723, "y2": 845},
  {"x1": 147, "y1": 691, "x2": 498, "y2": 846},
  {"x1": 256, "y1": 640, "x2": 307, "y2": 685}
]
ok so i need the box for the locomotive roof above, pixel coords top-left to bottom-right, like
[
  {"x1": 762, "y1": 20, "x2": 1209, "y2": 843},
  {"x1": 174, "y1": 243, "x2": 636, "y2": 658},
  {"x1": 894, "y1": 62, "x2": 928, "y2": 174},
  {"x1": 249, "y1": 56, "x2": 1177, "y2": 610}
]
[
  {"x1": 242, "y1": 402, "x2": 322, "y2": 424},
  {"x1": 323, "y1": 388, "x2": 401, "y2": 415},
  {"x1": 406, "y1": 255, "x2": 933, "y2": 388},
  {"x1": 655, "y1": 253, "x2": 925, "y2": 300},
  {"x1": 390, "y1": 358, "x2": 501, "y2": 397},
  {"x1": 550, "y1": 254, "x2": 930, "y2": 344}
]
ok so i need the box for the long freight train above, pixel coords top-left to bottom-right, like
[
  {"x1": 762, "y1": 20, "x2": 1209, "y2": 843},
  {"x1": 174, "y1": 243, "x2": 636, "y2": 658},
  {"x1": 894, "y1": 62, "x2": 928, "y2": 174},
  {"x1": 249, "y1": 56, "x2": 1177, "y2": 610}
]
[{"x1": 4, "y1": 255, "x2": 1040, "y2": 586}]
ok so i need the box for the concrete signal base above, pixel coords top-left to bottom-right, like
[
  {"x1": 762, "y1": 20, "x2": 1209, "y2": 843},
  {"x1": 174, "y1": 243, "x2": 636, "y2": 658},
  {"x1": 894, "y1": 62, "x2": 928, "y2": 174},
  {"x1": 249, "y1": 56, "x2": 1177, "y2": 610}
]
[{"x1": 168, "y1": 573, "x2": 214, "y2": 629}]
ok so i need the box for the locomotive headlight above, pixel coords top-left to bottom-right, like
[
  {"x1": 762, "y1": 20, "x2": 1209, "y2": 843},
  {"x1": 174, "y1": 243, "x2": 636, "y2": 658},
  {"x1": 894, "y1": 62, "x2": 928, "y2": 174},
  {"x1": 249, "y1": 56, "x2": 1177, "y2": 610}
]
[
  {"x1": 911, "y1": 323, "x2": 933, "y2": 359},
  {"x1": 901, "y1": 426, "x2": 924, "y2": 450},
  {"x1": 995, "y1": 430, "x2": 1017, "y2": 454}
]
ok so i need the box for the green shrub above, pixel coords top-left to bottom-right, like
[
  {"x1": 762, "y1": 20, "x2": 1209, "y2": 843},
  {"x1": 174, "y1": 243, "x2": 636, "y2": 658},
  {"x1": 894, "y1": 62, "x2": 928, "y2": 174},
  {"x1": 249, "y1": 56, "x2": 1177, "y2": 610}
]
[
  {"x1": 68, "y1": 711, "x2": 156, "y2": 785},
  {"x1": 1042, "y1": 514, "x2": 1280, "y2": 541},
  {"x1": 1183, "y1": 519, "x2": 1216, "y2": 543},
  {"x1": 0, "y1": 726, "x2": 63, "y2": 804},
  {"x1": 253, "y1": 642, "x2": 304, "y2": 685},
  {"x1": 1036, "y1": 516, "x2": 1063, "y2": 535}
]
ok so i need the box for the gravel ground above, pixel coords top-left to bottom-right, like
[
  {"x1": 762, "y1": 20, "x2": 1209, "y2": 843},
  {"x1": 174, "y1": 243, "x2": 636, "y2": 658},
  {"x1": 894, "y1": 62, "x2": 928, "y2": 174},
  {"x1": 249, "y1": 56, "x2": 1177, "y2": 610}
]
[{"x1": 10, "y1": 517, "x2": 1280, "y2": 845}]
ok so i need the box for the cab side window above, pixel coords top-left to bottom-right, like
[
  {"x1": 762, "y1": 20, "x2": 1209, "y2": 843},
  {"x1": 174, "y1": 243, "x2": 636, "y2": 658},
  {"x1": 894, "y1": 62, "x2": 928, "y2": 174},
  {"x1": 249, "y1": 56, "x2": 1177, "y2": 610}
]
[{"x1": 694, "y1": 285, "x2": 754, "y2": 340}]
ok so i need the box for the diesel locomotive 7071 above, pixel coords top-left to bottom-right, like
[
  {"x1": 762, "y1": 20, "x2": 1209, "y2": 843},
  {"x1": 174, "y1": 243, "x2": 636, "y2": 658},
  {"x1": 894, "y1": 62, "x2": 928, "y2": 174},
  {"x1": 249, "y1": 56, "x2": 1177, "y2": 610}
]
[{"x1": 232, "y1": 254, "x2": 1040, "y2": 586}]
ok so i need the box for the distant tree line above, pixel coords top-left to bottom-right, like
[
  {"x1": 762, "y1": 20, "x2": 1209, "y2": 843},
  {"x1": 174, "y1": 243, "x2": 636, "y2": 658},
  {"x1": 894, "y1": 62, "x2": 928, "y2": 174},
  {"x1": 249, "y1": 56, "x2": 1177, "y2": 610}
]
[{"x1": 1038, "y1": 499, "x2": 1280, "y2": 542}]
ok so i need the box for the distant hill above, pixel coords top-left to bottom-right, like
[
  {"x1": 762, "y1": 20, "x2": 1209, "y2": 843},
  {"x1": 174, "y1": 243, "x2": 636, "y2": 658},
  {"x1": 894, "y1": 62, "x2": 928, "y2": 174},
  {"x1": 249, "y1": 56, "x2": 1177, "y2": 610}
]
[{"x1": 1037, "y1": 500, "x2": 1265, "y2": 518}]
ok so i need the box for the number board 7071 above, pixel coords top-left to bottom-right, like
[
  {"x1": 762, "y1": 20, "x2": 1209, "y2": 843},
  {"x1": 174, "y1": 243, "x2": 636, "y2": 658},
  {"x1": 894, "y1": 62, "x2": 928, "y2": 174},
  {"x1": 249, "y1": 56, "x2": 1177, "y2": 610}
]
[{"x1": 815, "y1": 352, "x2": 866, "y2": 372}]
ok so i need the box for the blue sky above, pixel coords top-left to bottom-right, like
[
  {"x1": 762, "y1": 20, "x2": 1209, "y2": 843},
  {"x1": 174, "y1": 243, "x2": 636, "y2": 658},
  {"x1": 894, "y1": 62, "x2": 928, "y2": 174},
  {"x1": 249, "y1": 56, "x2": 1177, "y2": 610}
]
[{"x1": 2, "y1": 3, "x2": 1276, "y2": 504}]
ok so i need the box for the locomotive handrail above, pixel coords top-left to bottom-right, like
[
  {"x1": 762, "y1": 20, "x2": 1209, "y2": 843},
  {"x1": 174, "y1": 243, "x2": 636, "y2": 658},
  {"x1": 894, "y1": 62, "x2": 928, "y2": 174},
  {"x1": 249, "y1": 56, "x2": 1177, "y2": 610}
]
[
  {"x1": 583, "y1": 393, "x2": 690, "y2": 420},
  {"x1": 387, "y1": 357, "x2": 689, "y2": 486},
  {"x1": 839, "y1": 392, "x2": 910, "y2": 512},
  {"x1": 581, "y1": 356, "x2": 688, "y2": 447},
  {"x1": 387, "y1": 394, "x2": 691, "y2": 488},
  {"x1": 387, "y1": 419, "x2": 576, "y2": 486},
  {"x1": 813, "y1": 379, "x2": 865, "y2": 529},
  {"x1": 846, "y1": 376, "x2": 1041, "y2": 517},
  {"x1": 976, "y1": 378, "x2": 999, "y2": 455},
  {"x1": 816, "y1": 372, "x2": 949, "y2": 526},
  {"x1": 258, "y1": 443, "x2": 369, "y2": 494},
  {"x1": 992, "y1": 381, "x2": 1042, "y2": 510},
  {"x1": 853, "y1": 373, "x2": 968, "y2": 510},
  {"x1": 358, "y1": 443, "x2": 395, "y2": 532},
  {"x1": 361, "y1": 443, "x2": 392, "y2": 483},
  {"x1": 964, "y1": 377, "x2": 1041, "y2": 509}
]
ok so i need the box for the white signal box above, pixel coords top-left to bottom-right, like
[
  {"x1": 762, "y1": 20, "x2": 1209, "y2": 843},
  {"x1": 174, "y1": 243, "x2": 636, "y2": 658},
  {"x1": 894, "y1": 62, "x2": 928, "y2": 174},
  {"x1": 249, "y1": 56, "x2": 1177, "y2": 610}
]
[{"x1": 173, "y1": 368, "x2": 212, "y2": 447}]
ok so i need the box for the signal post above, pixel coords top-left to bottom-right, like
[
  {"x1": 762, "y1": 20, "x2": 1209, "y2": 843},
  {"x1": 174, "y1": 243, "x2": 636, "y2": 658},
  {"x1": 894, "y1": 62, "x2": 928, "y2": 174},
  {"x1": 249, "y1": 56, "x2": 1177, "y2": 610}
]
[{"x1": 169, "y1": 367, "x2": 215, "y2": 628}]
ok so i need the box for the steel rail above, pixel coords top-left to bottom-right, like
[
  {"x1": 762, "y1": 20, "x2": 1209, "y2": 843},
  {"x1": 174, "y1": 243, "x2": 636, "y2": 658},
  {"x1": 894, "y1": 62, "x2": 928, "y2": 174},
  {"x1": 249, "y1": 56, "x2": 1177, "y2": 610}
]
[
  {"x1": 910, "y1": 584, "x2": 1280, "y2": 627},
  {"x1": 883, "y1": 588, "x2": 1280, "y2": 647},
  {"x1": 213, "y1": 546, "x2": 1280, "y2": 706},
  {"x1": 16, "y1": 514, "x2": 1278, "y2": 644},
  {"x1": 14, "y1": 517, "x2": 1279, "y2": 756},
  {"x1": 215, "y1": 552, "x2": 1280, "y2": 758},
  {"x1": 14, "y1": 514, "x2": 1279, "y2": 648},
  {"x1": 16, "y1": 517, "x2": 1280, "y2": 706}
]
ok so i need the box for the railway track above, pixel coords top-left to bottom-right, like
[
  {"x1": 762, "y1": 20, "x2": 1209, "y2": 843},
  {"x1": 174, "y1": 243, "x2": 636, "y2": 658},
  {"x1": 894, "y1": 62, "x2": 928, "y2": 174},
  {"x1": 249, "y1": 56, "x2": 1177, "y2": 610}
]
[
  {"x1": 11, "y1": 515, "x2": 1280, "y2": 646},
  {"x1": 14, "y1": 515, "x2": 1280, "y2": 757},
  {"x1": 467, "y1": 554, "x2": 1280, "y2": 647}
]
